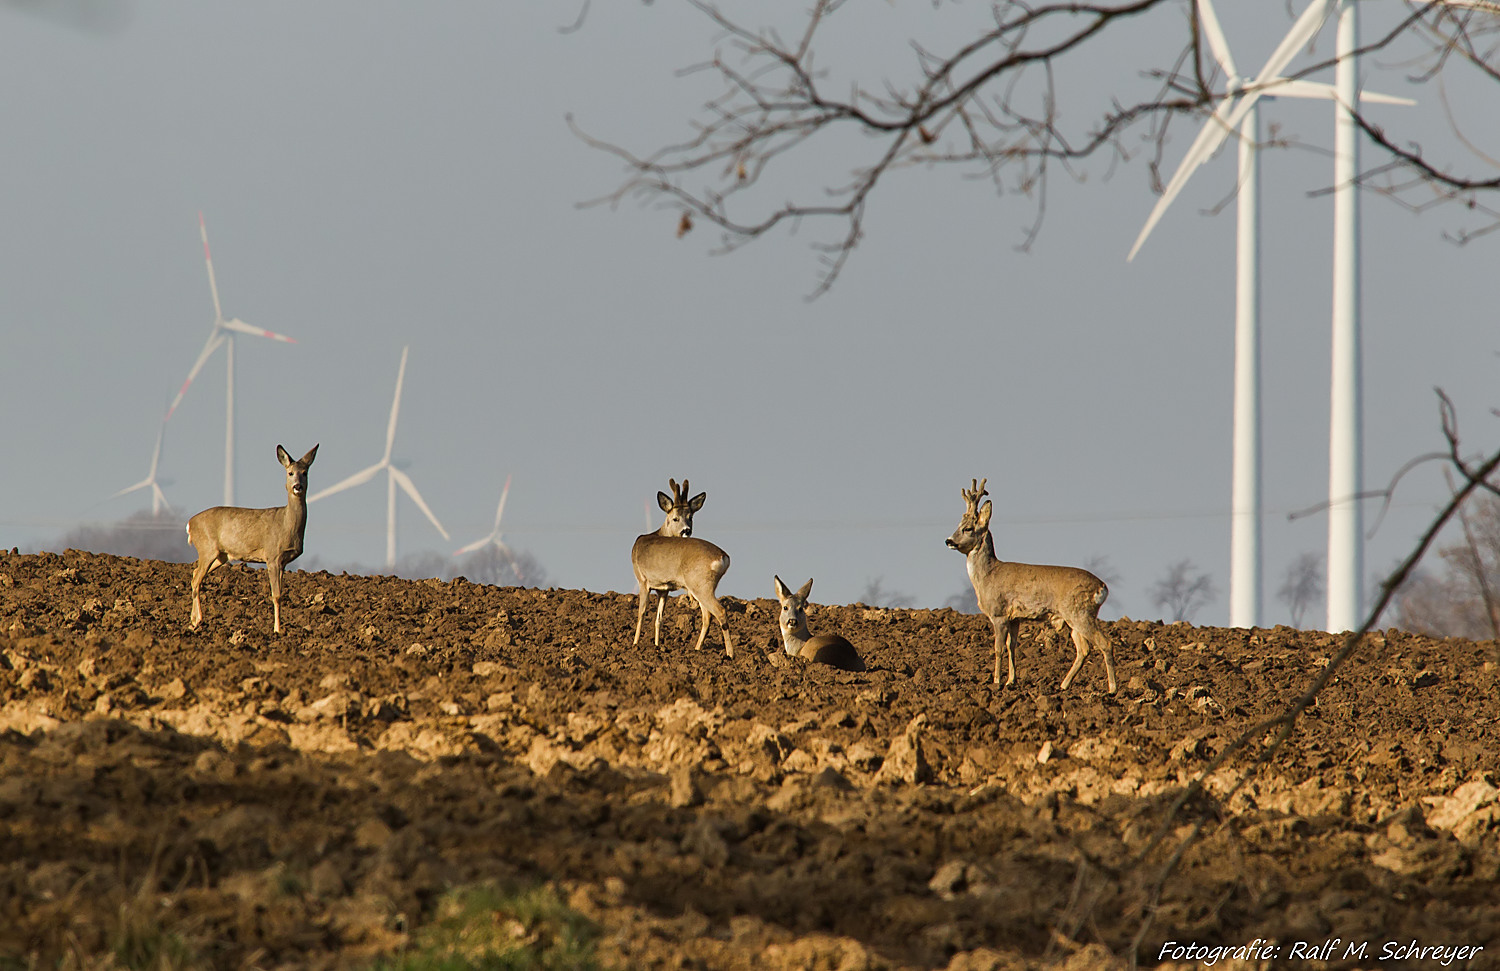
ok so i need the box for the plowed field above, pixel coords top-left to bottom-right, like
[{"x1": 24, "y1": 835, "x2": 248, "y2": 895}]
[{"x1": 2, "y1": 550, "x2": 1497, "y2": 969}]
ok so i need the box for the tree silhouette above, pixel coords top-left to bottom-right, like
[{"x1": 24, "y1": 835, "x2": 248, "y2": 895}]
[
  {"x1": 1277, "y1": 551, "x2": 1325, "y2": 629},
  {"x1": 1151, "y1": 558, "x2": 1217, "y2": 623}
]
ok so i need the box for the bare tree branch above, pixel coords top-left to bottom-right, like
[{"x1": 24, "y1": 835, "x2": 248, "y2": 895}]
[
  {"x1": 1123, "y1": 394, "x2": 1500, "y2": 965},
  {"x1": 573, "y1": 0, "x2": 1500, "y2": 295}
]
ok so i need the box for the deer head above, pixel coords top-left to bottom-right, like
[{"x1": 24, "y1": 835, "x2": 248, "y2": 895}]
[
  {"x1": 946, "y1": 477, "x2": 993, "y2": 554},
  {"x1": 656, "y1": 476, "x2": 707, "y2": 538}
]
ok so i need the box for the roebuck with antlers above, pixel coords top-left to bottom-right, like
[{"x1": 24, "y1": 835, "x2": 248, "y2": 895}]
[
  {"x1": 773, "y1": 576, "x2": 866, "y2": 672},
  {"x1": 946, "y1": 478, "x2": 1117, "y2": 693},
  {"x1": 187, "y1": 444, "x2": 318, "y2": 634},
  {"x1": 631, "y1": 477, "x2": 735, "y2": 656}
]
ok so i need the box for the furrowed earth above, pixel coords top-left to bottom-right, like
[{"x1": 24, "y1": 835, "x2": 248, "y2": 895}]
[{"x1": 2, "y1": 549, "x2": 1498, "y2": 970}]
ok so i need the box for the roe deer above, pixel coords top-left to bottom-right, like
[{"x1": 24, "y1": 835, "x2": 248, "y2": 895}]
[
  {"x1": 773, "y1": 576, "x2": 866, "y2": 672},
  {"x1": 631, "y1": 477, "x2": 735, "y2": 656},
  {"x1": 187, "y1": 444, "x2": 319, "y2": 634},
  {"x1": 945, "y1": 478, "x2": 1117, "y2": 693}
]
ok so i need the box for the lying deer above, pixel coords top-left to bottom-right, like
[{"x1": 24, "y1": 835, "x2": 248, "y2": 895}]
[
  {"x1": 945, "y1": 478, "x2": 1117, "y2": 693},
  {"x1": 187, "y1": 444, "x2": 319, "y2": 634},
  {"x1": 773, "y1": 576, "x2": 866, "y2": 672},
  {"x1": 631, "y1": 477, "x2": 735, "y2": 656}
]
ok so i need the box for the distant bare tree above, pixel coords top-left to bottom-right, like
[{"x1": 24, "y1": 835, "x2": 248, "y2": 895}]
[
  {"x1": 858, "y1": 576, "x2": 915, "y2": 609},
  {"x1": 1151, "y1": 559, "x2": 1217, "y2": 623},
  {"x1": 38, "y1": 511, "x2": 194, "y2": 563},
  {"x1": 296, "y1": 547, "x2": 550, "y2": 588},
  {"x1": 1081, "y1": 554, "x2": 1121, "y2": 587},
  {"x1": 454, "y1": 546, "x2": 550, "y2": 588},
  {"x1": 943, "y1": 586, "x2": 979, "y2": 614},
  {"x1": 574, "y1": 1, "x2": 1500, "y2": 297},
  {"x1": 1277, "y1": 551, "x2": 1325, "y2": 629},
  {"x1": 1391, "y1": 492, "x2": 1500, "y2": 640}
]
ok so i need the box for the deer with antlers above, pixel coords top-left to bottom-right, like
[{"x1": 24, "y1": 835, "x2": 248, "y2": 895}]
[
  {"x1": 946, "y1": 478, "x2": 1117, "y2": 693},
  {"x1": 631, "y1": 477, "x2": 735, "y2": 656}
]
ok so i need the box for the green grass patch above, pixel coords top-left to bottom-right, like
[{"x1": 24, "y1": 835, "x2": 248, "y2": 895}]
[{"x1": 374, "y1": 883, "x2": 600, "y2": 971}]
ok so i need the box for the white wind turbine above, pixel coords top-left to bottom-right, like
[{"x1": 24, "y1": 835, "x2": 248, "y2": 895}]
[
  {"x1": 454, "y1": 474, "x2": 525, "y2": 582},
  {"x1": 1324, "y1": 0, "x2": 1493, "y2": 630},
  {"x1": 308, "y1": 346, "x2": 449, "y2": 569},
  {"x1": 1128, "y1": 0, "x2": 1410, "y2": 629},
  {"x1": 111, "y1": 423, "x2": 173, "y2": 516},
  {"x1": 164, "y1": 212, "x2": 296, "y2": 507}
]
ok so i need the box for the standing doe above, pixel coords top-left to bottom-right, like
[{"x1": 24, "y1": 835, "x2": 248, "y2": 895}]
[
  {"x1": 187, "y1": 444, "x2": 319, "y2": 634},
  {"x1": 631, "y1": 477, "x2": 735, "y2": 656},
  {"x1": 945, "y1": 478, "x2": 1117, "y2": 693},
  {"x1": 773, "y1": 576, "x2": 866, "y2": 672}
]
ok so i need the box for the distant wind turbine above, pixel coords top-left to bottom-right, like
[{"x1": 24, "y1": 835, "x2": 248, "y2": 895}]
[
  {"x1": 164, "y1": 212, "x2": 296, "y2": 507},
  {"x1": 1128, "y1": 0, "x2": 1410, "y2": 629},
  {"x1": 308, "y1": 346, "x2": 449, "y2": 569},
  {"x1": 111, "y1": 423, "x2": 172, "y2": 516},
  {"x1": 454, "y1": 475, "x2": 524, "y2": 581}
]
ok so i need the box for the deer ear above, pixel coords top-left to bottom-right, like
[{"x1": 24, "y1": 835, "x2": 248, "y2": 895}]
[
  {"x1": 977, "y1": 501, "x2": 993, "y2": 529},
  {"x1": 277, "y1": 445, "x2": 292, "y2": 468},
  {"x1": 688, "y1": 492, "x2": 707, "y2": 514},
  {"x1": 797, "y1": 579, "x2": 813, "y2": 602},
  {"x1": 301, "y1": 444, "x2": 319, "y2": 466},
  {"x1": 774, "y1": 575, "x2": 790, "y2": 600},
  {"x1": 657, "y1": 492, "x2": 674, "y2": 513}
]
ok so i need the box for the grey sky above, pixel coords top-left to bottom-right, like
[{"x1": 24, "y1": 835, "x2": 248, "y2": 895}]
[{"x1": 1, "y1": 2, "x2": 1494, "y2": 626}]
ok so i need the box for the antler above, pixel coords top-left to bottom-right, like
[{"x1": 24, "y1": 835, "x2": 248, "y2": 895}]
[
  {"x1": 668, "y1": 477, "x2": 690, "y2": 506},
  {"x1": 961, "y1": 477, "x2": 989, "y2": 509}
]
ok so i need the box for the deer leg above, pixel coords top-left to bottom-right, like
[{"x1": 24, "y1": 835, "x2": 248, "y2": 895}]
[
  {"x1": 633, "y1": 582, "x2": 649, "y2": 645},
  {"x1": 189, "y1": 550, "x2": 223, "y2": 628},
  {"x1": 1060, "y1": 623, "x2": 1091, "y2": 690},
  {"x1": 1003, "y1": 620, "x2": 1019, "y2": 686},
  {"x1": 1093, "y1": 624, "x2": 1118, "y2": 694},
  {"x1": 717, "y1": 604, "x2": 734, "y2": 659},
  {"x1": 268, "y1": 559, "x2": 284, "y2": 634},
  {"x1": 653, "y1": 592, "x2": 668, "y2": 645},
  {"x1": 692, "y1": 593, "x2": 733, "y2": 658}
]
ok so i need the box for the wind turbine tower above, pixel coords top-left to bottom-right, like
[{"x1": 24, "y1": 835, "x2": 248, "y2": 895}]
[{"x1": 1129, "y1": 0, "x2": 1408, "y2": 629}]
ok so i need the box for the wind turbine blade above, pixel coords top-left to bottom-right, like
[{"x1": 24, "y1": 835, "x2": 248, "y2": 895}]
[
  {"x1": 151, "y1": 483, "x2": 173, "y2": 515},
  {"x1": 497, "y1": 540, "x2": 524, "y2": 582},
  {"x1": 1267, "y1": 78, "x2": 1413, "y2": 105},
  {"x1": 1127, "y1": 95, "x2": 1238, "y2": 260},
  {"x1": 1129, "y1": 0, "x2": 1336, "y2": 262},
  {"x1": 1245, "y1": 0, "x2": 1335, "y2": 97},
  {"x1": 454, "y1": 536, "x2": 491, "y2": 556},
  {"x1": 164, "y1": 331, "x2": 227, "y2": 420},
  {"x1": 493, "y1": 474, "x2": 512, "y2": 530},
  {"x1": 456, "y1": 477, "x2": 513, "y2": 554},
  {"x1": 390, "y1": 466, "x2": 450, "y2": 541},
  {"x1": 199, "y1": 211, "x2": 224, "y2": 324},
  {"x1": 1196, "y1": 0, "x2": 1238, "y2": 80},
  {"x1": 308, "y1": 462, "x2": 385, "y2": 502},
  {"x1": 384, "y1": 346, "x2": 408, "y2": 463},
  {"x1": 147, "y1": 424, "x2": 164, "y2": 477},
  {"x1": 111, "y1": 478, "x2": 151, "y2": 500},
  {"x1": 1193, "y1": 0, "x2": 1335, "y2": 179},
  {"x1": 222, "y1": 317, "x2": 297, "y2": 343},
  {"x1": 1356, "y1": 89, "x2": 1416, "y2": 107}
]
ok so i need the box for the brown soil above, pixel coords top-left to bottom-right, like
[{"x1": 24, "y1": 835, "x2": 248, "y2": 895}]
[{"x1": 2, "y1": 549, "x2": 1498, "y2": 970}]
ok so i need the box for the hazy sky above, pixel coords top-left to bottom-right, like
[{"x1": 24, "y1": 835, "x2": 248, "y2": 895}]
[{"x1": 2, "y1": 2, "x2": 1495, "y2": 627}]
